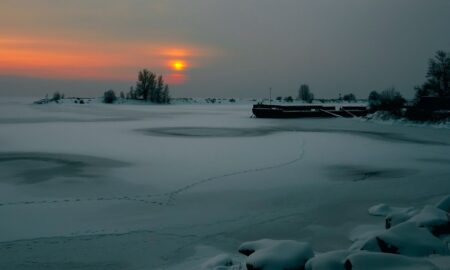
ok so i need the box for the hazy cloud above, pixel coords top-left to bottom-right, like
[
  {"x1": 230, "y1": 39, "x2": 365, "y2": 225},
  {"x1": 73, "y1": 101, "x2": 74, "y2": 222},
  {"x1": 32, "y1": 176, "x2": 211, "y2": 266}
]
[{"x1": 0, "y1": 0, "x2": 449, "y2": 98}]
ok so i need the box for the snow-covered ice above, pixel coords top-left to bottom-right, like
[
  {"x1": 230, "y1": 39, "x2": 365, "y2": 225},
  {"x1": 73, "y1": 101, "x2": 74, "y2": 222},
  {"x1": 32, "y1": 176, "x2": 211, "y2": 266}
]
[{"x1": 0, "y1": 98, "x2": 449, "y2": 269}]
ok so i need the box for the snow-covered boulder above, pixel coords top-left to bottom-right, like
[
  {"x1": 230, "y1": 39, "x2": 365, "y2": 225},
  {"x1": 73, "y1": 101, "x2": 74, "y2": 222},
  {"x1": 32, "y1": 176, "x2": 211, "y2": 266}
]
[
  {"x1": 368, "y1": 204, "x2": 416, "y2": 217},
  {"x1": 386, "y1": 210, "x2": 417, "y2": 229},
  {"x1": 407, "y1": 205, "x2": 450, "y2": 236},
  {"x1": 202, "y1": 254, "x2": 239, "y2": 270},
  {"x1": 357, "y1": 222, "x2": 449, "y2": 257},
  {"x1": 368, "y1": 203, "x2": 417, "y2": 229},
  {"x1": 344, "y1": 252, "x2": 438, "y2": 270},
  {"x1": 305, "y1": 250, "x2": 350, "y2": 270},
  {"x1": 239, "y1": 239, "x2": 314, "y2": 270},
  {"x1": 435, "y1": 195, "x2": 450, "y2": 212}
]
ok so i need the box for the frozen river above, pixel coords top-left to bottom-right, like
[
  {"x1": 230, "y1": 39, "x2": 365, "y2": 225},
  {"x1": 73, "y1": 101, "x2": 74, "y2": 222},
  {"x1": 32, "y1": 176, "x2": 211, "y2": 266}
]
[{"x1": 0, "y1": 99, "x2": 449, "y2": 269}]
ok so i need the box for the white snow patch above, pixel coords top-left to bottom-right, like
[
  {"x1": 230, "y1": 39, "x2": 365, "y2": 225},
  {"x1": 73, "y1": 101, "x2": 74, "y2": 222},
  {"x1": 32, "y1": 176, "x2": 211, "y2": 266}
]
[
  {"x1": 356, "y1": 222, "x2": 449, "y2": 256},
  {"x1": 202, "y1": 254, "x2": 239, "y2": 270},
  {"x1": 305, "y1": 250, "x2": 350, "y2": 270},
  {"x1": 239, "y1": 239, "x2": 314, "y2": 270},
  {"x1": 436, "y1": 195, "x2": 450, "y2": 213},
  {"x1": 368, "y1": 203, "x2": 416, "y2": 217},
  {"x1": 408, "y1": 206, "x2": 450, "y2": 232},
  {"x1": 345, "y1": 252, "x2": 438, "y2": 270}
]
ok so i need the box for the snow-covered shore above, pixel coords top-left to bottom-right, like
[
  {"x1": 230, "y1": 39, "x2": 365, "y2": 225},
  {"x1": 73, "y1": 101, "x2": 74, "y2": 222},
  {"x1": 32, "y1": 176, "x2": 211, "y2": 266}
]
[{"x1": 0, "y1": 99, "x2": 449, "y2": 269}]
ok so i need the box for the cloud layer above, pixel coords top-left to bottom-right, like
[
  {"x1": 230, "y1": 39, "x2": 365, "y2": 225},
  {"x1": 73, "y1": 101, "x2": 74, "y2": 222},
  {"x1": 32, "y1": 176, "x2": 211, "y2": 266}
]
[{"x1": 1, "y1": 0, "x2": 449, "y2": 98}]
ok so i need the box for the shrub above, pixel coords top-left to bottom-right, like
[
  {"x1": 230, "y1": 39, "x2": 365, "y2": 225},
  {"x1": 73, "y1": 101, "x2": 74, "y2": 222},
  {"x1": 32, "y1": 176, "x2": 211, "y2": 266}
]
[
  {"x1": 284, "y1": 96, "x2": 294, "y2": 102},
  {"x1": 343, "y1": 93, "x2": 356, "y2": 102},
  {"x1": 368, "y1": 88, "x2": 405, "y2": 115},
  {"x1": 52, "y1": 91, "x2": 62, "y2": 102},
  {"x1": 103, "y1": 90, "x2": 117, "y2": 104}
]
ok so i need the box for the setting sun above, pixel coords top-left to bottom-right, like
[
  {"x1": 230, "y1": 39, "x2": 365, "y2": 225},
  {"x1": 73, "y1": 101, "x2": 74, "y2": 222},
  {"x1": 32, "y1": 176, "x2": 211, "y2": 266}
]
[{"x1": 171, "y1": 60, "x2": 186, "y2": 71}]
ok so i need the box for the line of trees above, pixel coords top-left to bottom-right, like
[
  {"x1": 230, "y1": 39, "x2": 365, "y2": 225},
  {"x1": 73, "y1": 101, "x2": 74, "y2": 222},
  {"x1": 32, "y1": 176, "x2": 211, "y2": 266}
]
[
  {"x1": 103, "y1": 69, "x2": 171, "y2": 104},
  {"x1": 368, "y1": 88, "x2": 406, "y2": 116},
  {"x1": 407, "y1": 50, "x2": 450, "y2": 121},
  {"x1": 415, "y1": 50, "x2": 450, "y2": 99},
  {"x1": 368, "y1": 50, "x2": 450, "y2": 121}
]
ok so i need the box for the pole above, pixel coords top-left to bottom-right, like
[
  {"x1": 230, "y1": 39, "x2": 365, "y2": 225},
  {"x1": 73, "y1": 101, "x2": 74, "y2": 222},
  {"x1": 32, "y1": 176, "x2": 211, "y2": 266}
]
[{"x1": 269, "y1": 87, "x2": 272, "y2": 105}]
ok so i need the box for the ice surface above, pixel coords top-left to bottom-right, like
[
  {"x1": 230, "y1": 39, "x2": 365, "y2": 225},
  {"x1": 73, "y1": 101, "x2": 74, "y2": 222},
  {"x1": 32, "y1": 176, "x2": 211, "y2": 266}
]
[{"x1": 0, "y1": 98, "x2": 449, "y2": 269}]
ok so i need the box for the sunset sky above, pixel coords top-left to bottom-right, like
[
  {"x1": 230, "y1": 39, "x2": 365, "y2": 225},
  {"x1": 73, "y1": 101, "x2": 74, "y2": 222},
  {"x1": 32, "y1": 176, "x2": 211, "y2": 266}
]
[{"x1": 1, "y1": 0, "x2": 449, "y2": 98}]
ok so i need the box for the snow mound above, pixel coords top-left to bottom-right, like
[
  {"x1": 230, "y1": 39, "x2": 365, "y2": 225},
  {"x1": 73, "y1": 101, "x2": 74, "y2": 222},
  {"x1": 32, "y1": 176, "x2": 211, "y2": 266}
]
[
  {"x1": 344, "y1": 252, "x2": 438, "y2": 270},
  {"x1": 408, "y1": 206, "x2": 450, "y2": 236},
  {"x1": 239, "y1": 239, "x2": 314, "y2": 270},
  {"x1": 368, "y1": 203, "x2": 418, "y2": 229},
  {"x1": 386, "y1": 210, "x2": 418, "y2": 229},
  {"x1": 305, "y1": 250, "x2": 350, "y2": 270},
  {"x1": 436, "y1": 195, "x2": 450, "y2": 212},
  {"x1": 357, "y1": 222, "x2": 449, "y2": 257},
  {"x1": 349, "y1": 225, "x2": 385, "y2": 252},
  {"x1": 369, "y1": 203, "x2": 416, "y2": 217},
  {"x1": 202, "y1": 254, "x2": 239, "y2": 270}
]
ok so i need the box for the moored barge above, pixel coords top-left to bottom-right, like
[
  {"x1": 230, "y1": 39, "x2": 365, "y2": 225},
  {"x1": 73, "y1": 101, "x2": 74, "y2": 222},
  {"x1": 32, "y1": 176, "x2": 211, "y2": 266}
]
[{"x1": 252, "y1": 104, "x2": 368, "y2": 118}]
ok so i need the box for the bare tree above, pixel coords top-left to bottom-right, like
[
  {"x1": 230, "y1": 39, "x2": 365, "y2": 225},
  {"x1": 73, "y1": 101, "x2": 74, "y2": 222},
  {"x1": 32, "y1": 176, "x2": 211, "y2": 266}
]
[{"x1": 298, "y1": 84, "x2": 314, "y2": 103}]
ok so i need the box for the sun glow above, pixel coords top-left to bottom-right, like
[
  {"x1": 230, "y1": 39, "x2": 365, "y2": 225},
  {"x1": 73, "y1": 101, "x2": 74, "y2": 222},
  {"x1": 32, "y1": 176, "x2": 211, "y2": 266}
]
[
  {"x1": 171, "y1": 60, "x2": 186, "y2": 71},
  {"x1": 0, "y1": 35, "x2": 217, "y2": 83}
]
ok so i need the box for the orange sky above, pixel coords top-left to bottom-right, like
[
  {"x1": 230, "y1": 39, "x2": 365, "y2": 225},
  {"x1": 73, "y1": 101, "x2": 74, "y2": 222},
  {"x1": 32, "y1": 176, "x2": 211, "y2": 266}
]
[
  {"x1": 1, "y1": 1, "x2": 448, "y2": 98},
  {"x1": 0, "y1": 35, "x2": 217, "y2": 84}
]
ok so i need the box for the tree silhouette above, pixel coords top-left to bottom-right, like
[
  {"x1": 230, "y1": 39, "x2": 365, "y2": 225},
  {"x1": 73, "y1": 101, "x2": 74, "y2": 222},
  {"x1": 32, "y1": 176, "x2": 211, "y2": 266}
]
[
  {"x1": 298, "y1": 84, "x2": 314, "y2": 103},
  {"x1": 368, "y1": 88, "x2": 405, "y2": 115},
  {"x1": 128, "y1": 69, "x2": 171, "y2": 103},
  {"x1": 155, "y1": 75, "x2": 165, "y2": 103},
  {"x1": 103, "y1": 90, "x2": 117, "y2": 104},
  {"x1": 343, "y1": 93, "x2": 356, "y2": 102},
  {"x1": 415, "y1": 50, "x2": 450, "y2": 99},
  {"x1": 136, "y1": 69, "x2": 156, "y2": 101},
  {"x1": 161, "y1": 84, "x2": 171, "y2": 104}
]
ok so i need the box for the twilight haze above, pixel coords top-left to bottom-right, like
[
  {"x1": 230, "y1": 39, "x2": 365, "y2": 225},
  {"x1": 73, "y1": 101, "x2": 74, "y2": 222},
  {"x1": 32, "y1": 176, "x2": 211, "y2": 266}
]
[{"x1": 0, "y1": 0, "x2": 449, "y2": 98}]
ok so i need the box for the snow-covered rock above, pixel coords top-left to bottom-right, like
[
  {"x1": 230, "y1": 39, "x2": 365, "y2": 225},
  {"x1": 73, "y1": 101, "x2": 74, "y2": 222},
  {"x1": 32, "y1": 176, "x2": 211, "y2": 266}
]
[
  {"x1": 369, "y1": 204, "x2": 415, "y2": 217},
  {"x1": 386, "y1": 210, "x2": 418, "y2": 229},
  {"x1": 368, "y1": 203, "x2": 417, "y2": 228},
  {"x1": 357, "y1": 222, "x2": 449, "y2": 257},
  {"x1": 349, "y1": 225, "x2": 385, "y2": 252},
  {"x1": 305, "y1": 250, "x2": 350, "y2": 270},
  {"x1": 435, "y1": 195, "x2": 450, "y2": 212},
  {"x1": 427, "y1": 255, "x2": 450, "y2": 270},
  {"x1": 202, "y1": 254, "x2": 239, "y2": 270},
  {"x1": 344, "y1": 252, "x2": 438, "y2": 270},
  {"x1": 239, "y1": 239, "x2": 314, "y2": 270},
  {"x1": 408, "y1": 206, "x2": 450, "y2": 236}
]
